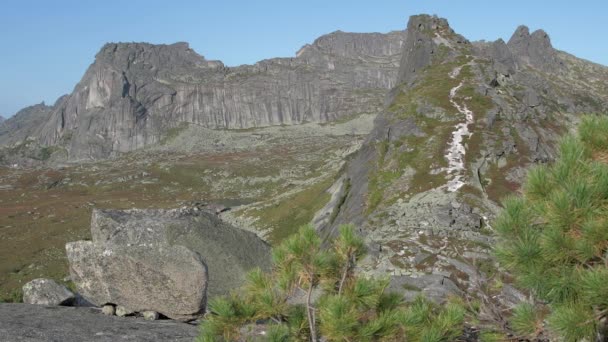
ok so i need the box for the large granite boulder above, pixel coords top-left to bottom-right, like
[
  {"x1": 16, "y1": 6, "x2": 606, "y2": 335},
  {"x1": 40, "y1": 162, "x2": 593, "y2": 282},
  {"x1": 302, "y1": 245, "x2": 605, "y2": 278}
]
[
  {"x1": 88, "y1": 207, "x2": 272, "y2": 299},
  {"x1": 22, "y1": 278, "x2": 75, "y2": 306},
  {"x1": 66, "y1": 242, "x2": 207, "y2": 321},
  {"x1": 66, "y1": 207, "x2": 272, "y2": 320}
]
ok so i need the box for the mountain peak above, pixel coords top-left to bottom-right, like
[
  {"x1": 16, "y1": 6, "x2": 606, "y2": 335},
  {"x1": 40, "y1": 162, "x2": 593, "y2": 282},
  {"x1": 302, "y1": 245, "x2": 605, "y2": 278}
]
[
  {"x1": 509, "y1": 25, "x2": 531, "y2": 42},
  {"x1": 396, "y1": 14, "x2": 468, "y2": 85},
  {"x1": 507, "y1": 25, "x2": 559, "y2": 71},
  {"x1": 407, "y1": 14, "x2": 449, "y2": 30}
]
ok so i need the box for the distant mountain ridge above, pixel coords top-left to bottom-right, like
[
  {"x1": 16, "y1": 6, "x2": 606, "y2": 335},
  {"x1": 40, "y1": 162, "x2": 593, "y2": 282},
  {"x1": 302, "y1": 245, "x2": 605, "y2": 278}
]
[
  {"x1": 0, "y1": 102, "x2": 54, "y2": 146},
  {"x1": 1, "y1": 14, "x2": 607, "y2": 166},
  {"x1": 0, "y1": 30, "x2": 404, "y2": 160}
]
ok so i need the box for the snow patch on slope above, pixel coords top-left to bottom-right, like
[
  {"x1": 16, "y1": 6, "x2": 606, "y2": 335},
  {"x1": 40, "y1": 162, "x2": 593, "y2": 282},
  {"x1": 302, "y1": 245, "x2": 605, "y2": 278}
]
[{"x1": 445, "y1": 66, "x2": 474, "y2": 192}]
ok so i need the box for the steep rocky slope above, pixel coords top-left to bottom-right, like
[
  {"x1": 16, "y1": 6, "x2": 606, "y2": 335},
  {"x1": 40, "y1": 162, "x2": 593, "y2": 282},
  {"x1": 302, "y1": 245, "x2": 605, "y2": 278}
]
[
  {"x1": 323, "y1": 15, "x2": 608, "y2": 300},
  {"x1": 0, "y1": 31, "x2": 404, "y2": 160}
]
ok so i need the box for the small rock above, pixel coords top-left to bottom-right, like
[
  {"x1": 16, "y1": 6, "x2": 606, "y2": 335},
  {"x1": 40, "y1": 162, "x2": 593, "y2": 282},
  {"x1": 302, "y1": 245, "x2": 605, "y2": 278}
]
[
  {"x1": 102, "y1": 304, "x2": 115, "y2": 316},
  {"x1": 116, "y1": 305, "x2": 135, "y2": 317},
  {"x1": 22, "y1": 278, "x2": 75, "y2": 306},
  {"x1": 143, "y1": 311, "x2": 159, "y2": 321}
]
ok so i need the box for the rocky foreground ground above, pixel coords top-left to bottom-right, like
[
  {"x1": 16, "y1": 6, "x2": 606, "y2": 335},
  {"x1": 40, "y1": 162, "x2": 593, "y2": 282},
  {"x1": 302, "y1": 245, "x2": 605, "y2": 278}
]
[{"x1": 0, "y1": 304, "x2": 198, "y2": 342}]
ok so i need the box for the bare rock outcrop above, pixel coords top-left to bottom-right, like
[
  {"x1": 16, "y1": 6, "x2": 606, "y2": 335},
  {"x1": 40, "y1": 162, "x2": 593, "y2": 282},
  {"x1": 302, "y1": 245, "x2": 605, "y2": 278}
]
[
  {"x1": 507, "y1": 25, "x2": 563, "y2": 71},
  {"x1": 0, "y1": 304, "x2": 198, "y2": 342}
]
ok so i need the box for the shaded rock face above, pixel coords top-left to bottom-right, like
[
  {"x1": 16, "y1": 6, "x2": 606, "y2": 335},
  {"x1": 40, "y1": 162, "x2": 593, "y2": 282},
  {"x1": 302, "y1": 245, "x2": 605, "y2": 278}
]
[
  {"x1": 323, "y1": 14, "x2": 608, "y2": 303},
  {"x1": 66, "y1": 241, "x2": 208, "y2": 321},
  {"x1": 2, "y1": 31, "x2": 404, "y2": 160},
  {"x1": 0, "y1": 304, "x2": 198, "y2": 342},
  {"x1": 89, "y1": 208, "x2": 272, "y2": 299},
  {"x1": 22, "y1": 278, "x2": 75, "y2": 306}
]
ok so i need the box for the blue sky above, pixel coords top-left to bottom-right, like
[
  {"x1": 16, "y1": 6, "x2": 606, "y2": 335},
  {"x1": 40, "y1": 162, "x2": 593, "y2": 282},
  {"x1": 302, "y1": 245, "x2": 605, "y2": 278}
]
[{"x1": 0, "y1": 0, "x2": 606, "y2": 117}]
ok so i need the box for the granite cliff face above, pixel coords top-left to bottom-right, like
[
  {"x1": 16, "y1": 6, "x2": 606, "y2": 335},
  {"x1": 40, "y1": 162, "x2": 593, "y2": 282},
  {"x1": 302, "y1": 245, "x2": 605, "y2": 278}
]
[
  {"x1": 1, "y1": 31, "x2": 404, "y2": 160},
  {"x1": 322, "y1": 15, "x2": 608, "y2": 300}
]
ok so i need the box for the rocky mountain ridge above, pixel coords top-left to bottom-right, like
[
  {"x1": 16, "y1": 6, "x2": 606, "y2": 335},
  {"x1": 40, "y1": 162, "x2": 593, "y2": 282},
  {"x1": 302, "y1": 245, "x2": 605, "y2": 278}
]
[
  {"x1": 321, "y1": 14, "x2": 608, "y2": 300},
  {"x1": 0, "y1": 30, "x2": 404, "y2": 160}
]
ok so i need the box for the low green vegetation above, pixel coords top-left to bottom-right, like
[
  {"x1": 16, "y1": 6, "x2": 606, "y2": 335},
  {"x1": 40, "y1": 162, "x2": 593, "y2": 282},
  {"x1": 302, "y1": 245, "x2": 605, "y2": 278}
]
[
  {"x1": 248, "y1": 177, "x2": 334, "y2": 243},
  {"x1": 494, "y1": 115, "x2": 608, "y2": 340},
  {"x1": 198, "y1": 225, "x2": 466, "y2": 342},
  {"x1": 0, "y1": 288, "x2": 22, "y2": 303}
]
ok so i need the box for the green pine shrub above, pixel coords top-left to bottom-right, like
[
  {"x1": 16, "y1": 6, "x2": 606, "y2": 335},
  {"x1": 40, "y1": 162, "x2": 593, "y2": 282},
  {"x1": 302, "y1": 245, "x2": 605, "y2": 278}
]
[
  {"x1": 197, "y1": 224, "x2": 466, "y2": 341},
  {"x1": 494, "y1": 115, "x2": 608, "y2": 341}
]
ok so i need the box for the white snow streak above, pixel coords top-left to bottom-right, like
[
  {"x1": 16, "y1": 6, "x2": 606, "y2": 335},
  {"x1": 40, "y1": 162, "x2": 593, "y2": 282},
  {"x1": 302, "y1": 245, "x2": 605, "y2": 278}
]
[{"x1": 444, "y1": 66, "x2": 474, "y2": 192}]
